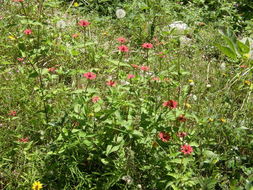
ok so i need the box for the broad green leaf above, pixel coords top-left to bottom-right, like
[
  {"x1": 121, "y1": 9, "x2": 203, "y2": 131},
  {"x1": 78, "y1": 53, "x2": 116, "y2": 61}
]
[
  {"x1": 216, "y1": 44, "x2": 237, "y2": 59},
  {"x1": 29, "y1": 71, "x2": 39, "y2": 78},
  {"x1": 237, "y1": 40, "x2": 250, "y2": 54},
  {"x1": 1, "y1": 61, "x2": 12, "y2": 65}
]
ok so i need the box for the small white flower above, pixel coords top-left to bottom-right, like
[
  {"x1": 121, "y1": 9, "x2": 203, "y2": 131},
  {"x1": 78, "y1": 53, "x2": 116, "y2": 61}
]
[
  {"x1": 120, "y1": 80, "x2": 130, "y2": 85},
  {"x1": 189, "y1": 94, "x2": 197, "y2": 101},
  {"x1": 220, "y1": 62, "x2": 226, "y2": 70},
  {"x1": 169, "y1": 21, "x2": 188, "y2": 31},
  {"x1": 145, "y1": 71, "x2": 154, "y2": 76},
  {"x1": 192, "y1": 95, "x2": 197, "y2": 101},
  {"x1": 206, "y1": 84, "x2": 211, "y2": 88},
  {"x1": 122, "y1": 175, "x2": 133, "y2": 184},
  {"x1": 107, "y1": 76, "x2": 113, "y2": 80},
  {"x1": 137, "y1": 184, "x2": 142, "y2": 189},
  {"x1": 116, "y1": 9, "x2": 126, "y2": 19}
]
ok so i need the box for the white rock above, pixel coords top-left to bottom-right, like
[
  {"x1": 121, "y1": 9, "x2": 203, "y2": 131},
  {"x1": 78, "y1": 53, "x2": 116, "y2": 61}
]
[{"x1": 169, "y1": 21, "x2": 188, "y2": 31}]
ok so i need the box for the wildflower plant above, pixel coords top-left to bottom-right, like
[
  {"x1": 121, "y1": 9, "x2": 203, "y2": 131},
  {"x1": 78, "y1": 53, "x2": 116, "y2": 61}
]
[{"x1": 0, "y1": 0, "x2": 253, "y2": 189}]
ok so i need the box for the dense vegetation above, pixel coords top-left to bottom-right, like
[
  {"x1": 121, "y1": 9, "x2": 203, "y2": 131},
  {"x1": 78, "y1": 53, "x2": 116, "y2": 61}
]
[{"x1": 0, "y1": 0, "x2": 253, "y2": 189}]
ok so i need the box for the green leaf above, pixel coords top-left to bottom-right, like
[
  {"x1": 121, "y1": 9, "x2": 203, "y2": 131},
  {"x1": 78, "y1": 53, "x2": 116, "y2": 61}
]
[
  {"x1": 216, "y1": 44, "x2": 237, "y2": 59},
  {"x1": 1, "y1": 61, "x2": 12, "y2": 65},
  {"x1": 203, "y1": 150, "x2": 218, "y2": 158},
  {"x1": 189, "y1": 141, "x2": 199, "y2": 147},
  {"x1": 106, "y1": 145, "x2": 121, "y2": 156},
  {"x1": 237, "y1": 40, "x2": 250, "y2": 54},
  {"x1": 29, "y1": 71, "x2": 39, "y2": 78},
  {"x1": 132, "y1": 130, "x2": 143, "y2": 137}
]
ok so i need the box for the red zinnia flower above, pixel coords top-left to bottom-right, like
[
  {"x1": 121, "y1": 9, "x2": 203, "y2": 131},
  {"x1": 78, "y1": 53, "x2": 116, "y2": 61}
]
[
  {"x1": 83, "y1": 72, "x2": 96, "y2": 80},
  {"x1": 140, "y1": 66, "x2": 150, "y2": 71},
  {"x1": 177, "y1": 132, "x2": 187, "y2": 138},
  {"x1": 106, "y1": 80, "x2": 116, "y2": 87},
  {"x1": 118, "y1": 45, "x2": 129, "y2": 52},
  {"x1": 117, "y1": 37, "x2": 127, "y2": 43},
  {"x1": 24, "y1": 29, "x2": 32, "y2": 35},
  {"x1": 48, "y1": 67, "x2": 57, "y2": 73},
  {"x1": 152, "y1": 77, "x2": 160, "y2": 81},
  {"x1": 177, "y1": 114, "x2": 187, "y2": 122},
  {"x1": 240, "y1": 65, "x2": 247, "y2": 68},
  {"x1": 8, "y1": 110, "x2": 17, "y2": 116},
  {"x1": 142, "y1": 43, "x2": 153, "y2": 49},
  {"x1": 158, "y1": 132, "x2": 170, "y2": 142},
  {"x1": 181, "y1": 144, "x2": 193, "y2": 155},
  {"x1": 78, "y1": 20, "x2": 90, "y2": 27},
  {"x1": 18, "y1": 137, "x2": 29, "y2": 143},
  {"x1": 13, "y1": 0, "x2": 24, "y2": 2},
  {"x1": 127, "y1": 74, "x2": 135, "y2": 79},
  {"x1": 72, "y1": 33, "x2": 79, "y2": 38},
  {"x1": 131, "y1": 64, "x2": 139, "y2": 69},
  {"x1": 163, "y1": 100, "x2": 178, "y2": 109},
  {"x1": 92, "y1": 96, "x2": 100, "y2": 103},
  {"x1": 17, "y1": 58, "x2": 24, "y2": 62}
]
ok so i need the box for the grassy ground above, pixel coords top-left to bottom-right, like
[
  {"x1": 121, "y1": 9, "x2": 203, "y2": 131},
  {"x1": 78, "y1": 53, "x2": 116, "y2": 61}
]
[{"x1": 0, "y1": 0, "x2": 253, "y2": 189}]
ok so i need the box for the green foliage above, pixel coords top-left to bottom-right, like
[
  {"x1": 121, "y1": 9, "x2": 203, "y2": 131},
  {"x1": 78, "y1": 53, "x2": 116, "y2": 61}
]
[
  {"x1": 0, "y1": 0, "x2": 253, "y2": 189},
  {"x1": 216, "y1": 28, "x2": 252, "y2": 62}
]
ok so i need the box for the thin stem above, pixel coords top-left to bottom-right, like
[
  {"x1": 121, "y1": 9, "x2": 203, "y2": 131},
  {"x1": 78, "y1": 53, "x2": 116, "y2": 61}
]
[{"x1": 29, "y1": 61, "x2": 49, "y2": 124}]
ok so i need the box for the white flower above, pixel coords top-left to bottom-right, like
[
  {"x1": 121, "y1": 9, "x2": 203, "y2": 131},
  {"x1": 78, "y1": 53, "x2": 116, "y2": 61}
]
[
  {"x1": 206, "y1": 84, "x2": 211, "y2": 88},
  {"x1": 122, "y1": 175, "x2": 133, "y2": 184},
  {"x1": 220, "y1": 62, "x2": 226, "y2": 70},
  {"x1": 189, "y1": 81, "x2": 195, "y2": 86},
  {"x1": 189, "y1": 94, "x2": 197, "y2": 101},
  {"x1": 120, "y1": 80, "x2": 130, "y2": 85},
  {"x1": 169, "y1": 21, "x2": 188, "y2": 31},
  {"x1": 107, "y1": 76, "x2": 113, "y2": 80},
  {"x1": 116, "y1": 9, "x2": 126, "y2": 19}
]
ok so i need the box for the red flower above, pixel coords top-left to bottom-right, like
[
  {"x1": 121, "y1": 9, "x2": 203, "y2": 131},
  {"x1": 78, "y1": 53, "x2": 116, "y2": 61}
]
[
  {"x1": 92, "y1": 96, "x2": 100, "y2": 103},
  {"x1": 181, "y1": 144, "x2": 193, "y2": 155},
  {"x1": 152, "y1": 77, "x2": 160, "y2": 81},
  {"x1": 78, "y1": 20, "x2": 90, "y2": 27},
  {"x1": 17, "y1": 58, "x2": 24, "y2": 62},
  {"x1": 24, "y1": 29, "x2": 32, "y2": 35},
  {"x1": 177, "y1": 114, "x2": 187, "y2": 122},
  {"x1": 142, "y1": 43, "x2": 153, "y2": 49},
  {"x1": 83, "y1": 72, "x2": 96, "y2": 80},
  {"x1": 18, "y1": 137, "x2": 29, "y2": 143},
  {"x1": 177, "y1": 132, "x2": 187, "y2": 138},
  {"x1": 127, "y1": 74, "x2": 135, "y2": 79},
  {"x1": 118, "y1": 45, "x2": 129, "y2": 52},
  {"x1": 240, "y1": 65, "x2": 247, "y2": 68},
  {"x1": 140, "y1": 66, "x2": 150, "y2": 71},
  {"x1": 72, "y1": 33, "x2": 79, "y2": 38},
  {"x1": 48, "y1": 67, "x2": 56, "y2": 73},
  {"x1": 106, "y1": 80, "x2": 116, "y2": 87},
  {"x1": 8, "y1": 110, "x2": 17, "y2": 116},
  {"x1": 158, "y1": 132, "x2": 170, "y2": 142},
  {"x1": 13, "y1": 0, "x2": 24, "y2": 2},
  {"x1": 131, "y1": 64, "x2": 139, "y2": 69},
  {"x1": 117, "y1": 37, "x2": 127, "y2": 43},
  {"x1": 163, "y1": 100, "x2": 178, "y2": 109}
]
